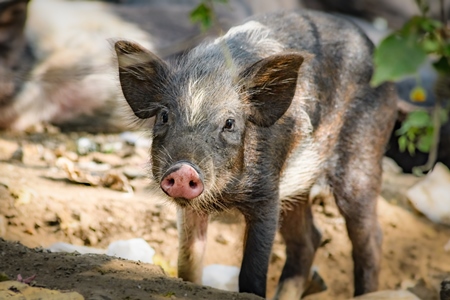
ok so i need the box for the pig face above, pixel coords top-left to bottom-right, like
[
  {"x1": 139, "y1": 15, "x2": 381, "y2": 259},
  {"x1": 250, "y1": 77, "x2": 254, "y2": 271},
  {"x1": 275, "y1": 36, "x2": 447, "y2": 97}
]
[
  {"x1": 149, "y1": 78, "x2": 247, "y2": 211},
  {"x1": 115, "y1": 40, "x2": 304, "y2": 211}
]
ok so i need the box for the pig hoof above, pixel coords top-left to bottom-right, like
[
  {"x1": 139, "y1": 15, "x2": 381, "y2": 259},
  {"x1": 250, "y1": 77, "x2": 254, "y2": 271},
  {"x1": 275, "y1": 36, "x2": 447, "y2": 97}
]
[
  {"x1": 160, "y1": 162, "x2": 204, "y2": 199},
  {"x1": 301, "y1": 270, "x2": 327, "y2": 298}
]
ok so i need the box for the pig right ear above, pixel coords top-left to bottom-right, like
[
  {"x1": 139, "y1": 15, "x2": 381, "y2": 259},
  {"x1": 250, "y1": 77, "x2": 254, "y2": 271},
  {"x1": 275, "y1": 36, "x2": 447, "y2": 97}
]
[
  {"x1": 115, "y1": 40, "x2": 170, "y2": 119},
  {"x1": 240, "y1": 53, "x2": 304, "y2": 127}
]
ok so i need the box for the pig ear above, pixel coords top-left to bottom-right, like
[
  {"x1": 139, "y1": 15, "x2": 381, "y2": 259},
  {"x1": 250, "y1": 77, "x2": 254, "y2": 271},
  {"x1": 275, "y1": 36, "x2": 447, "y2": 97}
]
[
  {"x1": 241, "y1": 53, "x2": 304, "y2": 127},
  {"x1": 115, "y1": 40, "x2": 170, "y2": 119}
]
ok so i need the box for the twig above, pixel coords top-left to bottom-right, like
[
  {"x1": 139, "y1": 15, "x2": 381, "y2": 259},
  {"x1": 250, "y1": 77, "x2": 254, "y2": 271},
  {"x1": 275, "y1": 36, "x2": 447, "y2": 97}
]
[{"x1": 413, "y1": 97, "x2": 441, "y2": 175}]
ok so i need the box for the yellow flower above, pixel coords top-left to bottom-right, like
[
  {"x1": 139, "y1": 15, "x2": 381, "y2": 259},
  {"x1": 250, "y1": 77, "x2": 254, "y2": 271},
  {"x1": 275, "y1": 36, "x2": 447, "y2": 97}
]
[{"x1": 410, "y1": 86, "x2": 427, "y2": 102}]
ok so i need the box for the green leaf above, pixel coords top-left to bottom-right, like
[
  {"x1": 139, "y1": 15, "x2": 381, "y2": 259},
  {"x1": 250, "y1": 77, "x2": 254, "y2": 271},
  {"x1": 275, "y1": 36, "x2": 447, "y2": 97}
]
[
  {"x1": 421, "y1": 37, "x2": 440, "y2": 53},
  {"x1": 418, "y1": 18, "x2": 442, "y2": 33},
  {"x1": 406, "y1": 129, "x2": 416, "y2": 140},
  {"x1": 190, "y1": 3, "x2": 212, "y2": 31},
  {"x1": 407, "y1": 141, "x2": 416, "y2": 155},
  {"x1": 398, "y1": 135, "x2": 407, "y2": 152},
  {"x1": 417, "y1": 132, "x2": 433, "y2": 152},
  {"x1": 403, "y1": 110, "x2": 432, "y2": 128},
  {"x1": 396, "y1": 124, "x2": 409, "y2": 135},
  {"x1": 371, "y1": 33, "x2": 427, "y2": 86}
]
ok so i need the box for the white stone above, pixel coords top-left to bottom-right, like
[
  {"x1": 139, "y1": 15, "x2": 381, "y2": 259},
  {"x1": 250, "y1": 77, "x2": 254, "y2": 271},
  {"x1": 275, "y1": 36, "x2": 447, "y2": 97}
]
[
  {"x1": 106, "y1": 238, "x2": 155, "y2": 264},
  {"x1": 202, "y1": 264, "x2": 240, "y2": 292},
  {"x1": 48, "y1": 242, "x2": 106, "y2": 254},
  {"x1": 407, "y1": 163, "x2": 450, "y2": 225},
  {"x1": 48, "y1": 238, "x2": 155, "y2": 264}
]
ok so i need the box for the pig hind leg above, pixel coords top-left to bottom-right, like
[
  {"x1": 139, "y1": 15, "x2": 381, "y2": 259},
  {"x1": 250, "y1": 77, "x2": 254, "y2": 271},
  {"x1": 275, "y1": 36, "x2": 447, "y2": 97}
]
[
  {"x1": 274, "y1": 199, "x2": 322, "y2": 300},
  {"x1": 329, "y1": 86, "x2": 394, "y2": 296},
  {"x1": 331, "y1": 167, "x2": 382, "y2": 296}
]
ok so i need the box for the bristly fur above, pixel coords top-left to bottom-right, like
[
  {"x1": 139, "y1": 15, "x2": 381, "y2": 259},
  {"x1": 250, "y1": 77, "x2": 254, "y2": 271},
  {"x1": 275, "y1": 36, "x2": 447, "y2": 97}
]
[{"x1": 116, "y1": 10, "x2": 398, "y2": 299}]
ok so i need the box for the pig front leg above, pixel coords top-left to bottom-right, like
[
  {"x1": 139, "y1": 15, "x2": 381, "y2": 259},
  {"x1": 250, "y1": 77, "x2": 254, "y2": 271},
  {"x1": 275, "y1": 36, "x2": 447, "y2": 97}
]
[
  {"x1": 274, "y1": 200, "x2": 323, "y2": 300},
  {"x1": 176, "y1": 207, "x2": 209, "y2": 284},
  {"x1": 239, "y1": 200, "x2": 279, "y2": 297}
]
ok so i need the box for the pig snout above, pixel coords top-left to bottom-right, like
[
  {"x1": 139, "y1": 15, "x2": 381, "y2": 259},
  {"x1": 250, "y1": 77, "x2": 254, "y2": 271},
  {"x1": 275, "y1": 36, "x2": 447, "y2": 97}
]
[{"x1": 160, "y1": 163, "x2": 204, "y2": 199}]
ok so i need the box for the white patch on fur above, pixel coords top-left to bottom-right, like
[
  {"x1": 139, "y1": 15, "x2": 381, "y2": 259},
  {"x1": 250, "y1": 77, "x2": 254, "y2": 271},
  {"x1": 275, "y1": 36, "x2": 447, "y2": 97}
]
[
  {"x1": 214, "y1": 20, "x2": 284, "y2": 56},
  {"x1": 184, "y1": 77, "x2": 242, "y2": 129},
  {"x1": 279, "y1": 111, "x2": 323, "y2": 202},
  {"x1": 218, "y1": 20, "x2": 265, "y2": 39},
  {"x1": 184, "y1": 20, "x2": 284, "y2": 127},
  {"x1": 186, "y1": 78, "x2": 209, "y2": 125}
]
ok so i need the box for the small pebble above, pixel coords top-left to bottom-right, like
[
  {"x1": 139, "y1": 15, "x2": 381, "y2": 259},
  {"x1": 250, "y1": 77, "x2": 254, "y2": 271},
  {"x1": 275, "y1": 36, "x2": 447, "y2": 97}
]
[{"x1": 77, "y1": 137, "x2": 96, "y2": 155}]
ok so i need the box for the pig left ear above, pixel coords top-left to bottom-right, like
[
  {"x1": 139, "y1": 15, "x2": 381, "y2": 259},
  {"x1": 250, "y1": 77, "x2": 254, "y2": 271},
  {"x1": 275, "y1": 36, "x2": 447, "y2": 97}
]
[
  {"x1": 240, "y1": 53, "x2": 304, "y2": 127},
  {"x1": 115, "y1": 40, "x2": 171, "y2": 119}
]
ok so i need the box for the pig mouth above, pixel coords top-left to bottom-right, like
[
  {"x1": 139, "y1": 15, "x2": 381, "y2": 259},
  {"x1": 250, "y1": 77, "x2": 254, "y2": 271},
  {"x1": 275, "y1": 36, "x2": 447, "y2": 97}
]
[{"x1": 159, "y1": 161, "x2": 205, "y2": 201}]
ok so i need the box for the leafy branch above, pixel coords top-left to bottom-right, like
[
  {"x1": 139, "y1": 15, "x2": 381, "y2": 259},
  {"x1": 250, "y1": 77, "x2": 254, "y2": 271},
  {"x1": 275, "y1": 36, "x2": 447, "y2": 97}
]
[{"x1": 372, "y1": 0, "x2": 450, "y2": 174}]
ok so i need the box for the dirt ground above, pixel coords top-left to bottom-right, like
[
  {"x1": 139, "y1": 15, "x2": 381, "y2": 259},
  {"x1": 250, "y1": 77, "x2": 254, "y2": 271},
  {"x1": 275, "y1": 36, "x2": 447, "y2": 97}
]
[{"x1": 0, "y1": 127, "x2": 449, "y2": 300}]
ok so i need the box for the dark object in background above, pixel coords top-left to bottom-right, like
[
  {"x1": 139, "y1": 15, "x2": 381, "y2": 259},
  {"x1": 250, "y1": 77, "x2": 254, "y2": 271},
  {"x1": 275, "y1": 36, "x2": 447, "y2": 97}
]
[
  {"x1": 441, "y1": 278, "x2": 450, "y2": 300},
  {"x1": 301, "y1": 0, "x2": 450, "y2": 29},
  {"x1": 385, "y1": 100, "x2": 450, "y2": 174},
  {"x1": 0, "y1": 0, "x2": 33, "y2": 110}
]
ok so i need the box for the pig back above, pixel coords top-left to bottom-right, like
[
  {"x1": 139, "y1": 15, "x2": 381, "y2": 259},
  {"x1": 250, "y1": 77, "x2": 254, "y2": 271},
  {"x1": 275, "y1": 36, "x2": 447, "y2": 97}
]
[{"x1": 227, "y1": 10, "x2": 396, "y2": 201}]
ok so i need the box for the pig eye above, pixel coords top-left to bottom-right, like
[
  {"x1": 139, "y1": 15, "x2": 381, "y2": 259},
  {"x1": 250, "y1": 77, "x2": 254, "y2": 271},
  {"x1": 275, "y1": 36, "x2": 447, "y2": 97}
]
[
  {"x1": 223, "y1": 119, "x2": 235, "y2": 131},
  {"x1": 161, "y1": 111, "x2": 169, "y2": 124}
]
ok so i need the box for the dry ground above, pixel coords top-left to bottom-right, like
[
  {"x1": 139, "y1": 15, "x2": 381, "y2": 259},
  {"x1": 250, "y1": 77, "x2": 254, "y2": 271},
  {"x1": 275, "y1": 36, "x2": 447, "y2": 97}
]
[{"x1": 0, "y1": 128, "x2": 449, "y2": 299}]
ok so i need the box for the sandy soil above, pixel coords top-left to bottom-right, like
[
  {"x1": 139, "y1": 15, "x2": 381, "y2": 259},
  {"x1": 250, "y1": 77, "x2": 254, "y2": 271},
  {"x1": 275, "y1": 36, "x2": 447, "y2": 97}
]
[{"x1": 0, "y1": 127, "x2": 449, "y2": 300}]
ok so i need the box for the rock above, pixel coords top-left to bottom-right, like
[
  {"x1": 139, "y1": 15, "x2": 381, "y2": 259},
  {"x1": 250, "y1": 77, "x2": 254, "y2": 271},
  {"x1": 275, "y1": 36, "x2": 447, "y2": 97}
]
[
  {"x1": 445, "y1": 240, "x2": 450, "y2": 252},
  {"x1": 382, "y1": 157, "x2": 403, "y2": 174},
  {"x1": 90, "y1": 152, "x2": 123, "y2": 168},
  {"x1": 407, "y1": 163, "x2": 450, "y2": 225},
  {"x1": 48, "y1": 242, "x2": 106, "y2": 255},
  {"x1": 0, "y1": 281, "x2": 84, "y2": 300},
  {"x1": 77, "y1": 161, "x2": 111, "y2": 173},
  {"x1": 123, "y1": 167, "x2": 147, "y2": 179},
  {"x1": 101, "y1": 171, "x2": 133, "y2": 193},
  {"x1": 106, "y1": 238, "x2": 155, "y2": 264},
  {"x1": 120, "y1": 131, "x2": 151, "y2": 148},
  {"x1": 352, "y1": 289, "x2": 421, "y2": 299},
  {"x1": 202, "y1": 264, "x2": 240, "y2": 292},
  {"x1": 10, "y1": 146, "x2": 24, "y2": 162},
  {"x1": 76, "y1": 137, "x2": 96, "y2": 155},
  {"x1": 100, "y1": 141, "x2": 123, "y2": 154},
  {"x1": 49, "y1": 238, "x2": 156, "y2": 264}
]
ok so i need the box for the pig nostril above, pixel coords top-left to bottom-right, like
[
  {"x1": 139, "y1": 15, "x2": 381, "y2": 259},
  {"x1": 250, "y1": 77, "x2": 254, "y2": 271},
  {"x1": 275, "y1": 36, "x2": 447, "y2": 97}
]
[
  {"x1": 168, "y1": 178, "x2": 175, "y2": 187},
  {"x1": 189, "y1": 181, "x2": 197, "y2": 189}
]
